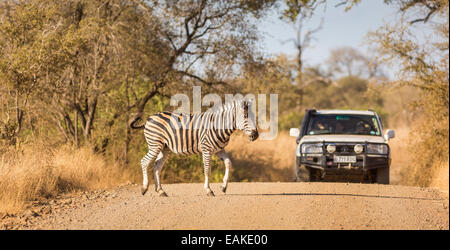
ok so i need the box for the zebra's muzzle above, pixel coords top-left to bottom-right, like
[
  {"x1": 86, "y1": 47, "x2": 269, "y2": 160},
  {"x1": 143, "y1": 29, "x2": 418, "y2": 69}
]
[{"x1": 248, "y1": 130, "x2": 259, "y2": 141}]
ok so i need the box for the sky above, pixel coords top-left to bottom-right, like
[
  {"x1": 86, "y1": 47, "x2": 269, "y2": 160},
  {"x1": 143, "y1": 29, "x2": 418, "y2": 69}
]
[{"x1": 258, "y1": 1, "x2": 399, "y2": 76}]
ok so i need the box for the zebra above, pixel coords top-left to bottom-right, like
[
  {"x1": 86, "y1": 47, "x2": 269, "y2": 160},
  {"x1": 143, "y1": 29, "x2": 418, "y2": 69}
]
[{"x1": 129, "y1": 98, "x2": 259, "y2": 197}]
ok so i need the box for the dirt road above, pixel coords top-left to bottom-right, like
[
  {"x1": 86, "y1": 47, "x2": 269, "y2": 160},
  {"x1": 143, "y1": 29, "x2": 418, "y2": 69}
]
[{"x1": 3, "y1": 182, "x2": 448, "y2": 230}]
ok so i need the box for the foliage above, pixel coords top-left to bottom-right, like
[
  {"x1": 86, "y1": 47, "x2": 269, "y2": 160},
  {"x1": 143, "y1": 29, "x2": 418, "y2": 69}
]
[
  {"x1": 366, "y1": 0, "x2": 449, "y2": 186},
  {"x1": 325, "y1": 47, "x2": 385, "y2": 79},
  {"x1": 0, "y1": 0, "x2": 274, "y2": 147}
]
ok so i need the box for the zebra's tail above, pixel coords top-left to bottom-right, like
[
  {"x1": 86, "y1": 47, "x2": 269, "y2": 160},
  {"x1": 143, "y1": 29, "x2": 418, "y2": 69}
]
[{"x1": 129, "y1": 112, "x2": 145, "y2": 129}]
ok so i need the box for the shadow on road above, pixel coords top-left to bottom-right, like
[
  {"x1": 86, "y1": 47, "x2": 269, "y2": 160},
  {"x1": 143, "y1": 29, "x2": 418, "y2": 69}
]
[{"x1": 227, "y1": 192, "x2": 444, "y2": 201}]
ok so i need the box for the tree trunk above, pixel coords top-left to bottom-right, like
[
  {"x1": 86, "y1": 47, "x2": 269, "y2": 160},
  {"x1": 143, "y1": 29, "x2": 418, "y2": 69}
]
[
  {"x1": 14, "y1": 88, "x2": 23, "y2": 135},
  {"x1": 82, "y1": 95, "x2": 98, "y2": 141},
  {"x1": 74, "y1": 109, "x2": 78, "y2": 148},
  {"x1": 124, "y1": 76, "x2": 131, "y2": 164}
]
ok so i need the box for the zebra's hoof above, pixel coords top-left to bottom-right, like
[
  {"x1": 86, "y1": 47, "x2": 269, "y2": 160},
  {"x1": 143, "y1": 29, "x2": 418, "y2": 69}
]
[
  {"x1": 221, "y1": 185, "x2": 227, "y2": 193},
  {"x1": 158, "y1": 191, "x2": 168, "y2": 197},
  {"x1": 141, "y1": 187, "x2": 148, "y2": 196},
  {"x1": 206, "y1": 191, "x2": 215, "y2": 197}
]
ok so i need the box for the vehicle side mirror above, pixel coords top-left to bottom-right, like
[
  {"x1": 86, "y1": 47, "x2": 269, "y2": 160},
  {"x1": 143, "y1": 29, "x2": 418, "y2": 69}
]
[
  {"x1": 290, "y1": 128, "x2": 300, "y2": 137},
  {"x1": 384, "y1": 129, "x2": 395, "y2": 141}
]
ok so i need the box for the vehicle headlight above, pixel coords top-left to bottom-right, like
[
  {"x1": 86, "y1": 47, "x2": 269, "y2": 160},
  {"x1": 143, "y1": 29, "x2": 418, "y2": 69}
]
[
  {"x1": 326, "y1": 144, "x2": 336, "y2": 153},
  {"x1": 354, "y1": 144, "x2": 364, "y2": 154},
  {"x1": 301, "y1": 144, "x2": 323, "y2": 154},
  {"x1": 366, "y1": 144, "x2": 389, "y2": 154}
]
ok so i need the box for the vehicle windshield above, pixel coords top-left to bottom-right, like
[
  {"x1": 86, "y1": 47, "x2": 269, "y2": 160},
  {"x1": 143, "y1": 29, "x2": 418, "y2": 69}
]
[{"x1": 306, "y1": 113, "x2": 381, "y2": 136}]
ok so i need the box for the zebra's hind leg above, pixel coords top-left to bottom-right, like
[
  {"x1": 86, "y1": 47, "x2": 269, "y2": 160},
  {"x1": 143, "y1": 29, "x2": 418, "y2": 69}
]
[
  {"x1": 141, "y1": 147, "x2": 161, "y2": 195},
  {"x1": 202, "y1": 151, "x2": 215, "y2": 197},
  {"x1": 216, "y1": 150, "x2": 231, "y2": 194},
  {"x1": 154, "y1": 148, "x2": 169, "y2": 197}
]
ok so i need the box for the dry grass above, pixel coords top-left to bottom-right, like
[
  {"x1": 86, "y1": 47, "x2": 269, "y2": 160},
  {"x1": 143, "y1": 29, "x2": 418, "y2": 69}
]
[
  {"x1": 390, "y1": 126, "x2": 449, "y2": 194},
  {"x1": 430, "y1": 161, "x2": 449, "y2": 196},
  {"x1": 387, "y1": 127, "x2": 411, "y2": 185},
  {"x1": 0, "y1": 143, "x2": 133, "y2": 214},
  {"x1": 226, "y1": 131, "x2": 296, "y2": 182}
]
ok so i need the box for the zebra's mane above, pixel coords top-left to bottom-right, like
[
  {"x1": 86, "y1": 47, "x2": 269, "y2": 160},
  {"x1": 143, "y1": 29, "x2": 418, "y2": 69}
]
[{"x1": 204, "y1": 99, "x2": 242, "y2": 114}]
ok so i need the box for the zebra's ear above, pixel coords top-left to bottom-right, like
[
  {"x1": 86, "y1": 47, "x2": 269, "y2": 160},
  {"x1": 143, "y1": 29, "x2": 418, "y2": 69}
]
[
  {"x1": 243, "y1": 97, "x2": 255, "y2": 110},
  {"x1": 242, "y1": 100, "x2": 249, "y2": 110}
]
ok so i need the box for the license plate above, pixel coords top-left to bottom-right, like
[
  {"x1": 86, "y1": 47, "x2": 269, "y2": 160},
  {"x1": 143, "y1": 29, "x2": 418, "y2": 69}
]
[{"x1": 334, "y1": 155, "x2": 356, "y2": 163}]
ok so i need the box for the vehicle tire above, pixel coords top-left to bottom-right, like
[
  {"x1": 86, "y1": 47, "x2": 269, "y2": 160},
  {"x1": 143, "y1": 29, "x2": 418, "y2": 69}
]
[
  {"x1": 376, "y1": 167, "x2": 389, "y2": 184},
  {"x1": 295, "y1": 165, "x2": 311, "y2": 182}
]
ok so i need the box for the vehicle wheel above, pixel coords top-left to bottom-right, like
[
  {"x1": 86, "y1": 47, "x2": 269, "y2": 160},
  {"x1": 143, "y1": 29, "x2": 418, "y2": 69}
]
[
  {"x1": 364, "y1": 170, "x2": 377, "y2": 183},
  {"x1": 295, "y1": 165, "x2": 311, "y2": 182},
  {"x1": 376, "y1": 167, "x2": 390, "y2": 184}
]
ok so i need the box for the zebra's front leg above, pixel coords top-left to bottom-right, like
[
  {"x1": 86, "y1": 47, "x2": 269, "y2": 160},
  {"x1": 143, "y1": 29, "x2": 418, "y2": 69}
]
[
  {"x1": 202, "y1": 152, "x2": 215, "y2": 197},
  {"x1": 216, "y1": 150, "x2": 231, "y2": 193}
]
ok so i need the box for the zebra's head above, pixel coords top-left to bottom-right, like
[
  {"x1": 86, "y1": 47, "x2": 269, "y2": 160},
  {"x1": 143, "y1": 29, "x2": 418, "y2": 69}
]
[{"x1": 235, "y1": 98, "x2": 259, "y2": 141}]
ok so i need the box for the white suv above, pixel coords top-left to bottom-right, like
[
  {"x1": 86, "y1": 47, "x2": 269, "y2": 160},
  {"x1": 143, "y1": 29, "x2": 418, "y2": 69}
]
[{"x1": 290, "y1": 109, "x2": 395, "y2": 184}]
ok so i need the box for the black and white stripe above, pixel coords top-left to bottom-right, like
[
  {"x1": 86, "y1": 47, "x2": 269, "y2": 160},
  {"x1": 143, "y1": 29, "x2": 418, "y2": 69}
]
[{"x1": 131, "y1": 99, "x2": 259, "y2": 196}]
